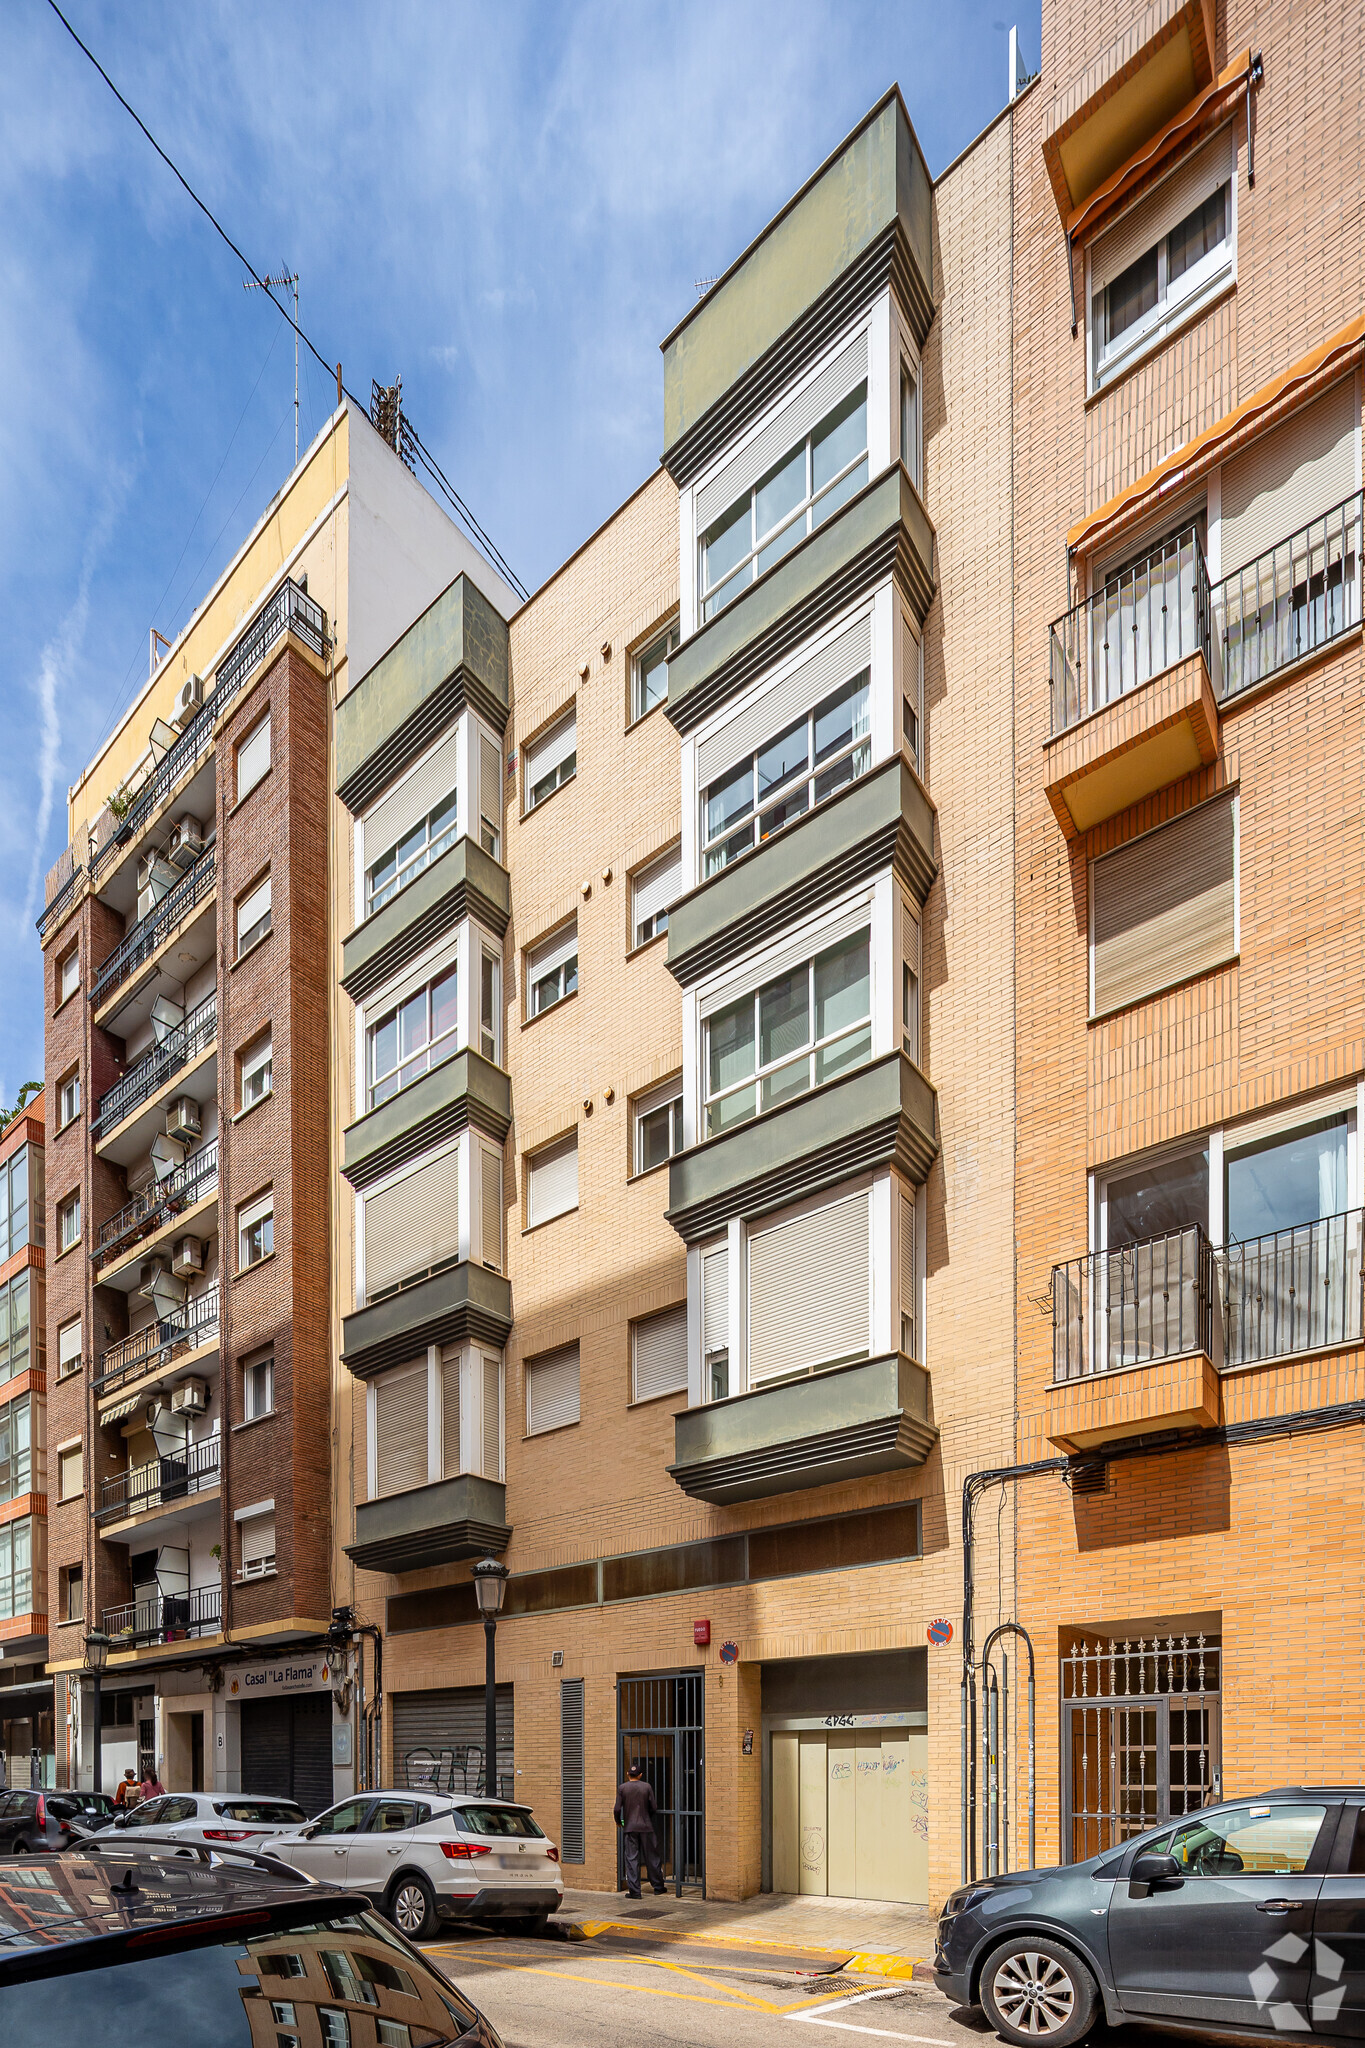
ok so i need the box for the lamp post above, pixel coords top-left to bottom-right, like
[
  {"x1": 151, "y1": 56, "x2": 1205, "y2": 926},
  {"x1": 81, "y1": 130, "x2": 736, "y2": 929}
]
[
  {"x1": 471, "y1": 1558, "x2": 510, "y2": 1799},
  {"x1": 83, "y1": 1631, "x2": 110, "y2": 1797}
]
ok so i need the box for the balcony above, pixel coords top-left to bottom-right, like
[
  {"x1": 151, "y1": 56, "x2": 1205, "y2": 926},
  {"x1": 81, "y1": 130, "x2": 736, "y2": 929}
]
[
  {"x1": 343, "y1": 1051, "x2": 511, "y2": 1191},
  {"x1": 668, "y1": 754, "x2": 936, "y2": 986},
  {"x1": 1214, "y1": 493, "x2": 1362, "y2": 706},
  {"x1": 92, "y1": 992, "x2": 217, "y2": 1155},
  {"x1": 93, "y1": 578, "x2": 325, "y2": 884},
  {"x1": 103, "y1": 1585, "x2": 221, "y2": 1648},
  {"x1": 345, "y1": 1474, "x2": 510, "y2": 1574},
  {"x1": 94, "y1": 1140, "x2": 218, "y2": 1273},
  {"x1": 1223, "y1": 1208, "x2": 1364, "y2": 1370},
  {"x1": 336, "y1": 574, "x2": 510, "y2": 814},
  {"x1": 96, "y1": 1435, "x2": 221, "y2": 1523},
  {"x1": 341, "y1": 838, "x2": 511, "y2": 1006},
  {"x1": 90, "y1": 848, "x2": 216, "y2": 1012},
  {"x1": 667, "y1": 1050, "x2": 938, "y2": 1245},
  {"x1": 669, "y1": 1352, "x2": 935, "y2": 1504},
  {"x1": 341, "y1": 1263, "x2": 513, "y2": 1380},
  {"x1": 95, "y1": 1286, "x2": 221, "y2": 1403}
]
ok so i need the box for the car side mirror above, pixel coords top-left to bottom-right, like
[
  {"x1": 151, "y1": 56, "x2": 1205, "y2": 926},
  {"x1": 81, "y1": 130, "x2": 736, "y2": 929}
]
[
  {"x1": 302, "y1": 1823, "x2": 319, "y2": 1839},
  {"x1": 1130, "y1": 1852, "x2": 1183, "y2": 1895}
]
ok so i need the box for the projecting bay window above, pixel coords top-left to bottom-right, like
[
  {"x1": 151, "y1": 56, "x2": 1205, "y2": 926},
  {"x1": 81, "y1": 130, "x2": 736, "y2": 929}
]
[
  {"x1": 367, "y1": 962, "x2": 458, "y2": 1108},
  {"x1": 748, "y1": 1188, "x2": 871, "y2": 1387},
  {"x1": 357, "y1": 1131, "x2": 502, "y2": 1304},
  {"x1": 901, "y1": 896, "x2": 922, "y2": 1067},
  {"x1": 701, "y1": 1241, "x2": 730, "y2": 1401},
  {"x1": 0, "y1": 1516, "x2": 37, "y2": 1622},
  {"x1": 1089, "y1": 130, "x2": 1235, "y2": 392},
  {"x1": 367, "y1": 789, "x2": 458, "y2": 914},
  {"x1": 0, "y1": 1393, "x2": 33, "y2": 1504},
  {"x1": 700, "y1": 382, "x2": 869, "y2": 620},
  {"x1": 899, "y1": 359, "x2": 920, "y2": 492},
  {"x1": 480, "y1": 945, "x2": 501, "y2": 1063},
  {"x1": 359, "y1": 716, "x2": 506, "y2": 924},
  {"x1": 703, "y1": 926, "x2": 871, "y2": 1137},
  {"x1": 368, "y1": 1345, "x2": 505, "y2": 1498},
  {"x1": 702, "y1": 670, "x2": 871, "y2": 877}
]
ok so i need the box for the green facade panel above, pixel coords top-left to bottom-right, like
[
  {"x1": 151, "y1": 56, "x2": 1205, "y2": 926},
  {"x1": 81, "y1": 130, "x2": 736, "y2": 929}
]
[
  {"x1": 341, "y1": 1262, "x2": 513, "y2": 1379},
  {"x1": 342, "y1": 1050, "x2": 511, "y2": 1190},
  {"x1": 340, "y1": 837, "x2": 510, "y2": 1004},
  {"x1": 345, "y1": 1473, "x2": 511, "y2": 1573}
]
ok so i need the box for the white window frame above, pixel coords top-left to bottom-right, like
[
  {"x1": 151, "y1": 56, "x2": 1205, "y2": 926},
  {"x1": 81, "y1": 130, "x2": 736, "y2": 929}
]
[
  {"x1": 58, "y1": 1191, "x2": 81, "y2": 1252},
  {"x1": 632, "y1": 619, "x2": 679, "y2": 723},
  {"x1": 522, "y1": 707, "x2": 577, "y2": 814},
  {"x1": 58, "y1": 945, "x2": 80, "y2": 1005},
  {"x1": 57, "y1": 1315, "x2": 82, "y2": 1378},
  {"x1": 236, "y1": 711, "x2": 271, "y2": 802},
  {"x1": 633, "y1": 1077, "x2": 684, "y2": 1176},
  {"x1": 524, "y1": 920, "x2": 578, "y2": 1020},
  {"x1": 57, "y1": 1441, "x2": 83, "y2": 1503},
  {"x1": 243, "y1": 1355, "x2": 274, "y2": 1421},
  {"x1": 700, "y1": 668, "x2": 871, "y2": 882},
  {"x1": 479, "y1": 943, "x2": 502, "y2": 1064},
  {"x1": 236, "y1": 874, "x2": 272, "y2": 956},
  {"x1": 366, "y1": 960, "x2": 459, "y2": 1109},
  {"x1": 365, "y1": 1342, "x2": 504, "y2": 1495},
  {"x1": 525, "y1": 1132, "x2": 578, "y2": 1229},
  {"x1": 238, "y1": 1191, "x2": 274, "y2": 1271},
  {"x1": 240, "y1": 1032, "x2": 273, "y2": 1111},
  {"x1": 631, "y1": 843, "x2": 682, "y2": 948},
  {"x1": 1088, "y1": 157, "x2": 1237, "y2": 395},
  {"x1": 899, "y1": 355, "x2": 921, "y2": 491},
  {"x1": 365, "y1": 783, "x2": 458, "y2": 916},
  {"x1": 237, "y1": 1506, "x2": 276, "y2": 1579},
  {"x1": 701, "y1": 923, "x2": 873, "y2": 1138},
  {"x1": 58, "y1": 1068, "x2": 80, "y2": 1130}
]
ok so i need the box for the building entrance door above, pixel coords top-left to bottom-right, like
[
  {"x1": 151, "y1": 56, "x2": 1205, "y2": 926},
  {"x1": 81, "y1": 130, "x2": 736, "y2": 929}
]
[
  {"x1": 1063, "y1": 1630, "x2": 1221, "y2": 1862},
  {"x1": 617, "y1": 1671, "x2": 704, "y2": 1895},
  {"x1": 772, "y1": 1727, "x2": 927, "y2": 1903}
]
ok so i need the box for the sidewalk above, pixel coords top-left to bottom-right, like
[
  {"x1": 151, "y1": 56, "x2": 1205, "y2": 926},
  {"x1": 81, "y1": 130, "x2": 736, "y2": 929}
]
[{"x1": 557, "y1": 1884, "x2": 938, "y2": 1970}]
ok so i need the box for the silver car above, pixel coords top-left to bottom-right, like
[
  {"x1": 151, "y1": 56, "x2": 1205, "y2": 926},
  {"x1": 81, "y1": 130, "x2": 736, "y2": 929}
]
[
  {"x1": 101, "y1": 1790, "x2": 309, "y2": 1848},
  {"x1": 272, "y1": 1791, "x2": 563, "y2": 1939}
]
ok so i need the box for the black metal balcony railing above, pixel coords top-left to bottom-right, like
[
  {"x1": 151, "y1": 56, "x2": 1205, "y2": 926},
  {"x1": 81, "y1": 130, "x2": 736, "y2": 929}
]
[
  {"x1": 96, "y1": 1435, "x2": 221, "y2": 1521},
  {"x1": 1052, "y1": 1224, "x2": 1216, "y2": 1382},
  {"x1": 93, "y1": 578, "x2": 326, "y2": 884},
  {"x1": 1223, "y1": 1208, "x2": 1365, "y2": 1368},
  {"x1": 1049, "y1": 526, "x2": 1212, "y2": 735},
  {"x1": 95, "y1": 1286, "x2": 221, "y2": 1395},
  {"x1": 38, "y1": 847, "x2": 82, "y2": 938},
  {"x1": 92, "y1": 992, "x2": 217, "y2": 1138},
  {"x1": 90, "y1": 847, "x2": 216, "y2": 1009},
  {"x1": 103, "y1": 1584, "x2": 222, "y2": 1645},
  {"x1": 94, "y1": 1142, "x2": 219, "y2": 1266},
  {"x1": 1213, "y1": 492, "x2": 1362, "y2": 704}
]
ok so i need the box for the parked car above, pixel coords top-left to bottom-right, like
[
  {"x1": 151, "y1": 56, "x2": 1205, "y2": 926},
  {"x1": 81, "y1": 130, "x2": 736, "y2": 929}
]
[
  {"x1": 51, "y1": 1790, "x2": 119, "y2": 1835},
  {"x1": 0, "y1": 1839, "x2": 503, "y2": 2046},
  {"x1": 935, "y1": 1785, "x2": 1365, "y2": 2046},
  {"x1": 272, "y1": 1791, "x2": 563, "y2": 1939},
  {"x1": 0, "y1": 1789, "x2": 69, "y2": 1853},
  {"x1": 101, "y1": 1789, "x2": 309, "y2": 1848}
]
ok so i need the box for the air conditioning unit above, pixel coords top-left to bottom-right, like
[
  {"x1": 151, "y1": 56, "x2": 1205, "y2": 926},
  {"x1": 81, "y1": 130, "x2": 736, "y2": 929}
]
[
  {"x1": 150, "y1": 996, "x2": 185, "y2": 1044},
  {"x1": 172, "y1": 673, "x2": 204, "y2": 727},
  {"x1": 167, "y1": 816, "x2": 205, "y2": 869},
  {"x1": 137, "y1": 1258, "x2": 186, "y2": 1307},
  {"x1": 149, "y1": 1133, "x2": 186, "y2": 1183},
  {"x1": 171, "y1": 1235, "x2": 204, "y2": 1278},
  {"x1": 166, "y1": 1096, "x2": 202, "y2": 1143},
  {"x1": 170, "y1": 1377, "x2": 208, "y2": 1415}
]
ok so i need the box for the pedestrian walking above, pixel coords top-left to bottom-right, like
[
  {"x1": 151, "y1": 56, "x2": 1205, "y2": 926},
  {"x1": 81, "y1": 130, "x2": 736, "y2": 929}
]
[
  {"x1": 114, "y1": 1768, "x2": 138, "y2": 1808},
  {"x1": 613, "y1": 1759, "x2": 666, "y2": 1898},
  {"x1": 140, "y1": 1765, "x2": 165, "y2": 1801}
]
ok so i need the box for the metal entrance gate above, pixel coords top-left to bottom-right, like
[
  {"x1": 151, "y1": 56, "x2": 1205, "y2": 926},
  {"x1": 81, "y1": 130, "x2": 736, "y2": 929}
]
[
  {"x1": 618, "y1": 1671, "x2": 704, "y2": 1894},
  {"x1": 1063, "y1": 1632, "x2": 1221, "y2": 1862}
]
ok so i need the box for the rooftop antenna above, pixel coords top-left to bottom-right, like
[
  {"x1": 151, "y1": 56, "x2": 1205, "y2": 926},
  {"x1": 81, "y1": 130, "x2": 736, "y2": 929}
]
[
  {"x1": 695, "y1": 277, "x2": 718, "y2": 298},
  {"x1": 244, "y1": 268, "x2": 300, "y2": 467}
]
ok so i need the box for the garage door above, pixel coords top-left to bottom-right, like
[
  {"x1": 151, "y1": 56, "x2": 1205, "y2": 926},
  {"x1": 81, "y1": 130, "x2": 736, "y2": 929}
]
[
  {"x1": 772, "y1": 1728, "x2": 928, "y2": 1904},
  {"x1": 391, "y1": 1684, "x2": 514, "y2": 1798},
  {"x1": 240, "y1": 1693, "x2": 333, "y2": 1815}
]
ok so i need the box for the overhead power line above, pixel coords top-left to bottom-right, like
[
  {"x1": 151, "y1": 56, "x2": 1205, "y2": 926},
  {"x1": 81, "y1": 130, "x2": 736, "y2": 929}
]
[{"x1": 44, "y1": 0, "x2": 527, "y2": 600}]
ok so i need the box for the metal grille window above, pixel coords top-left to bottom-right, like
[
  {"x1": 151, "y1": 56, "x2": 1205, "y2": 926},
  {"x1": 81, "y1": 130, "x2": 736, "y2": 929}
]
[
  {"x1": 526, "y1": 922, "x2": 578, "y2": 1018},
  {"x1": 703, "y1": 670, "x2": 871, "y2": 878},
  {"x1": 704, "y1": 928, "x2": 870, "y2": 1136},
  {"x1": 526, "y1": 1345, "x2": 580, "y2": 1436},
  {"x1": 366, "y1": 788, "x2": 458, "y2": 914},
  {"x1": 523, "y1": 708, "x2": 577, "y2": 812},
  {"x1": 0, "y1": 1394, "x2": 31, "y2": 1503},
  {"x1": 1063, "y1": 1631, "x2": 1221, "y2": 1863},
  {"x1": 633, "y1": 621, "x2": 679, "y2": 721},
  {"x1": 634, "y1": 1078, "x2": 683, "y2": 1174},
  {"x1": 560, "y1": 1679, "x2": 586, "y2": 1862},
  {"x1": 368, "y1": 964, "x2": 458, "y2": 1108},
  {"x1": 618, "y1": 1671, "x2": 704, "y2": 1893},
  {"x1": 701, "y1": 382, "x2": 868, "y2": 620},
  {"x1": 236, "y1": 873, "x2": 272, "y2": 955}
]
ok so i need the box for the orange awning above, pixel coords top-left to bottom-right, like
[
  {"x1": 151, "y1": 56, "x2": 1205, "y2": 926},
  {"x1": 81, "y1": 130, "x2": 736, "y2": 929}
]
[{"x1": 1067, "y1": 50, "x2": 1253, "y2": 246}]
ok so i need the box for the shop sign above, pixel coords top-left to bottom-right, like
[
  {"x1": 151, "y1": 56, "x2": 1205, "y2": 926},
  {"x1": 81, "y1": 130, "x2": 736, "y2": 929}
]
[{"x1": 226, "y1": 1657, "x2": 335, "y2": 1700}]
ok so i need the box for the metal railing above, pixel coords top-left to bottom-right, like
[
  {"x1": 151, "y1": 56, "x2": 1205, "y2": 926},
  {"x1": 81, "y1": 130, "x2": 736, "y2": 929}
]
[
  {"x1": 90, "y1": 848, "x2": 216, "y2": 1008},
  {"x1": 1222, "y1": 1207, "x2": 1365, "y2": 1367},
  {"x1": 1213, "y1": 492, "x2": 1362, "y2": 703},
  {"x1": 38, "y1": 848, "x2": 83, "y2": 938},
  {"x1": 1049, "y1": 526, "x2": 1212, "y2": 735},
  {"x1": 103, "y1": 1584, "x2": 222, "y2": 1644},
  {"x1": 93, "y1": 577, "x2": 326, "y2": 883},
  {"x1": 1052, "y1": 1224, "x2": 1215, "y2": 1381},
  {"x1": 93, "y1": 992, "x2": 217, "y2": 1137},
  {"x1": 96, "y1": 1435, "x2": 221, "y2": 1521},
  {"x1": 94, "y1": 1142, "x2": 219, "y2": 1266},
  {"x1": 95, "y1": 1286, "x2": 221, "y2": 1395}
]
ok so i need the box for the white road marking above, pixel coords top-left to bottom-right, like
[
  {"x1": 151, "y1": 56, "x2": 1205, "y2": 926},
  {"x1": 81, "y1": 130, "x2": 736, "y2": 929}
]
[{"x1": 790, "y1": 1984, "x2": 948, "y2": 2044}]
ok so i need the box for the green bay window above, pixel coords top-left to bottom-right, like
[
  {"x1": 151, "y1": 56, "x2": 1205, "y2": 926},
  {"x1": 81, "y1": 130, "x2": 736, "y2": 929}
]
[
  {"x1": 703, "y1": 669, "x2": 870, "y2": 878},
  {"x1": 704, "y1": 929, "x2": 871, "y2": 1137},
  {"x1": 368, "y1": 964, "x2": 459, "y2": 1109}
]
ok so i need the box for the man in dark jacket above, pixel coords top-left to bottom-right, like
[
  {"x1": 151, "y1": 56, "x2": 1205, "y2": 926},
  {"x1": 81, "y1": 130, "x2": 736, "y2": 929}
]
[{"x1": 613, "y1": 1759, "x2": 667, "y2": 1898}]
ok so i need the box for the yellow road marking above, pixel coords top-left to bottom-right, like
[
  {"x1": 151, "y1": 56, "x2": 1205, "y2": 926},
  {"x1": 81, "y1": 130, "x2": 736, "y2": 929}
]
[
  {"x1": 574, "y1": 1918, "x2": 856, "y2": 1962},
  {"x1": 423, "y1": 1947, "x2": 880, "y2": 2016}
]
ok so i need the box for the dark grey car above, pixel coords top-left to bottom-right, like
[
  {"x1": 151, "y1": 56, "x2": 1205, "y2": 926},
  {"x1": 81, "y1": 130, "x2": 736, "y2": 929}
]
[{"x1": 935, "y1": 1787, "x2": 1365, "y2": 2045}]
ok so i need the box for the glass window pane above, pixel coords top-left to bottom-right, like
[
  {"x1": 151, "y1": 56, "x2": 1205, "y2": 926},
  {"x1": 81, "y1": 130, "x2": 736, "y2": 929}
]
[
  {"x1": 703, "y1": 497, "x2": 751, "y2": 590},
  {"x1": 371, "y1": 1014, "x2": 398, "y2": 1081},
  {"x1": 812, "y1": 384, "x2": 867, "y2": 492},
  {"x1": 813, "y1": 747, "x2": 867, "y2": 805},
  {"x1": 430, "y1": 968, "x2": 459, "y2": 1044},
  {"x1": 812, "y1": 456, "x2": 868, "y2": 527},
  {"x1": 814, "y1": 673, "x2": 870, "y2": 765},
  {"x1": 1226, "y1": 1117, "x2": 1349, "y2": 1240},
  {"x1": 706, "y1": 762, "x2": 754, "y2": 842},
  {"x1": 637, "y1": 630, "x2": 674, "y2": 716},
  {"x1": 815, "y1": 935, "x2": 870, "y2": 1040},
  {"x1": 639, "y1": 1104, "x2": 674, "y2": 1173},
  {"x1": 704, "y1": 822, "x2": 754, "y2": 877},
  {"x1": 1105, "y1": 245, "x2": 1159, "y2": 343},
  {"x1": 1169, "y1": 185, "x2": 1228, "y2": 284},
  {"x1": 816, "y1": 1024, "x2": 872, "y2": 1086},
  {"x1": 756, "y1": 515, "x2": 807, "y2": 577},
  {"x1": 755, "y1": 444, "x2": 805, "y2": 544},
  {"x1": 758, "y1": 783, "x2": 809, "y2": 840},
  {"x1": 398, "y1": 990, "x2": 428, "y2": 1058},
  {"x1": 1107, "y1": 1148, "x2": 1209, "y2": 1246},
  {"x1": 762, "y1": 1055, "x2": 811, "y2": 1112},
  {"x1": 708, "y1": 998, "x2": 756, "y2": 1095},
  {"x1": 707, "y1": 1085, "x2": 756, "y2": 1136},
  {"x1": 757, "y1": 719, "x2": 809, "y2": 799},
  {"x1": 429, "y1": 792, "x2": 458, "y2": 841},
  {"x1": 759, "y1": 968, "x2": 810, "y2": 1067}
]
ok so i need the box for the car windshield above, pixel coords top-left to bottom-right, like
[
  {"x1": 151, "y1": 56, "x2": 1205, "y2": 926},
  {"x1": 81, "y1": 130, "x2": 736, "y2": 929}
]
[
  {"x1": 215, "y1": 1802, "x2": 307, "y2": 1825},
  {"x1": 0, "y1": 1910, "x2": 479, "y2": 2046},
  {"x1": 455, "y1": 1804, "x2": 545, "y2": 1838}
]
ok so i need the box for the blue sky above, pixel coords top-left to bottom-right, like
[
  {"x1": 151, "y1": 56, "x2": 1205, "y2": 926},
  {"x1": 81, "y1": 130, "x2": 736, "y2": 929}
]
[{"x1": 0, "y1": 0, "x2": 1039, "y2": 1098}]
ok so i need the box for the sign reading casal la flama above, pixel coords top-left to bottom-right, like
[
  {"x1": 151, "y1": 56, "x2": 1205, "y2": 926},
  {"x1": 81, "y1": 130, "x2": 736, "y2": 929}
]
[{"x1": 227, "y1": 1658, "x2": 334, "y2": 1700}]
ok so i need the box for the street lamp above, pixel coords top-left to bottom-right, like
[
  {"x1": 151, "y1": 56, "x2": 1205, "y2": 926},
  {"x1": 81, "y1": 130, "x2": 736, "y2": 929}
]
[
  {"x1": 83, "y1": 1631, "x2": 110, "y2": 1798},
  {"x1": 471, "y1": 1558, "x2": 510, "y2": 1799}
]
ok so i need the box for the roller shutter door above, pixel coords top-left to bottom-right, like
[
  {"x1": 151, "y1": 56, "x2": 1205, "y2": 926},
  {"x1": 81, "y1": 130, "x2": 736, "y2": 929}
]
[
  {"x1": 392, "y1": 1684, "x2": 514, "y2": 1799},
  {"x1": 240, "y1": 1692, "x2": 333, "y2": 1815}
]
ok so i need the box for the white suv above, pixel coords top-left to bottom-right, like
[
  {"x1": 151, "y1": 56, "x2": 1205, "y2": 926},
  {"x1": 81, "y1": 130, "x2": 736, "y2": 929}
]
[
  {"x1": 101, "y1": 1791, "x2": 309, "y2": 1847},
  {"x1": 272, "y1": 1792, "x2": 563, "y2": 1939}
]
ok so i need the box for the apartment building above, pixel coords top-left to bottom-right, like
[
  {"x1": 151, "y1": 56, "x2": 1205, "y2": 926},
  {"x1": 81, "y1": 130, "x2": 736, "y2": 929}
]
[
  {"x1": 997, "y1": 0, "x2": 1365, "y2": 1875},
  {"x1": 39, "y1": 399, "x2": 517, "y2": 1804},
  {"x1": 336, "y1": 90, "x2": 1020, "y2": 1908},
  {"x1": 0, "y1": 1091, "x2": 47, "y2": 1784}
]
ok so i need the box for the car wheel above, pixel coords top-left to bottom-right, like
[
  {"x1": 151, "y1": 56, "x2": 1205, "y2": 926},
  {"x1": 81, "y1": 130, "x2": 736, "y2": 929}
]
[
  {"x1": 11, "y1": 1842, "x2": 27, "y2": 1855},
  {"x1": 981, "y1": 1937, "x2": 1098, "y2": 2047},
  {"x1": 388, "y1": 1873, "x2": 439, "y2": 1942}
]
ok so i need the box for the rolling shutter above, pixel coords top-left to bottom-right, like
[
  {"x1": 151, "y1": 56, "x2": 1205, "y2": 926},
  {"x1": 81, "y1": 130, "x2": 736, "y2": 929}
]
[
  {"x1": 902, "y1": 896, "x2": 921, "y2": 1064},
  {"x1": 560, "y1": 1679, "x2": 586, "y2": 1863},
  {"x1": 527, "y1": 1135, "x2": 577, "y2": 1227},
  {"x1": 441, "y1": 1347, "x2": 462, "y2": 1477},
  {"x1": 479, "y1": 732, "x2": 503, "y2": 832},
  {"x1": 242, "y1": 1511, "x2": 276, "y2": 1563},
  {"x1": 481, "y1": 1353, "x2": 503, "y2": 1479},
  {"x1": 702, "y1": 1244, "x2": 729, "y2": 1357},
  {"x1": 391, "y1": 1685, "x2": 514, "y2": 1797},
  {"x1": 747, "y1": 1190, "x2": 870, "y2": 1386},
  {"x1": 526, "y1": 1346, "x2": 580, "y2": 1435},
  {"x1": 632, "y1": 845, "x2": 682, "y2": 935},
  {"x1": 480, "y1": 1142, "x2": 504, "y2": 1269},
  {"x1": 364, "y1": 731, "x2": 459, "y2": 869},
  {"x1": 696, "y1": 331, "x2": 869, "y2": 530},
  {"x1": 700, "y1": 906, "x2": 872, "y2": 1017},
  {"x1": 632, "y1": 1305, "x2": 688, "y2": 1402},
  {"x1": 524, "y1": 708, "x2": 576, "y2": 789},
  {"x1": 236, "y1": 714, "x2": 271, "y2": 799},
  {"x1": 236, "y1": 876, "x2": 270, "y2": 946},
  {"x1": 1091, "y1": 796, "x2": 1236, "y2": 1015},
  {"x1": 526, "y1": 920, "x2": 577, "y2": 988},
  {"x1": 1091, "y1": 125, "x2": 1237, "y2": 294},
  {"x1": 899, "y1": 1192, "x2": 917, "y2": 1358},
  {"x1": 697, "y1": 614, "x2": 872, "y2": 785},
  {"x1": 1220, "y1": 379, "x2": 1359, "y2": 577},
  {"x1": 363, "y1": 1146, "x2": 460, "y2": 1300},
  {"x1": 375, "y1": 1364, "x2": 428, "y2": 1498}
]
